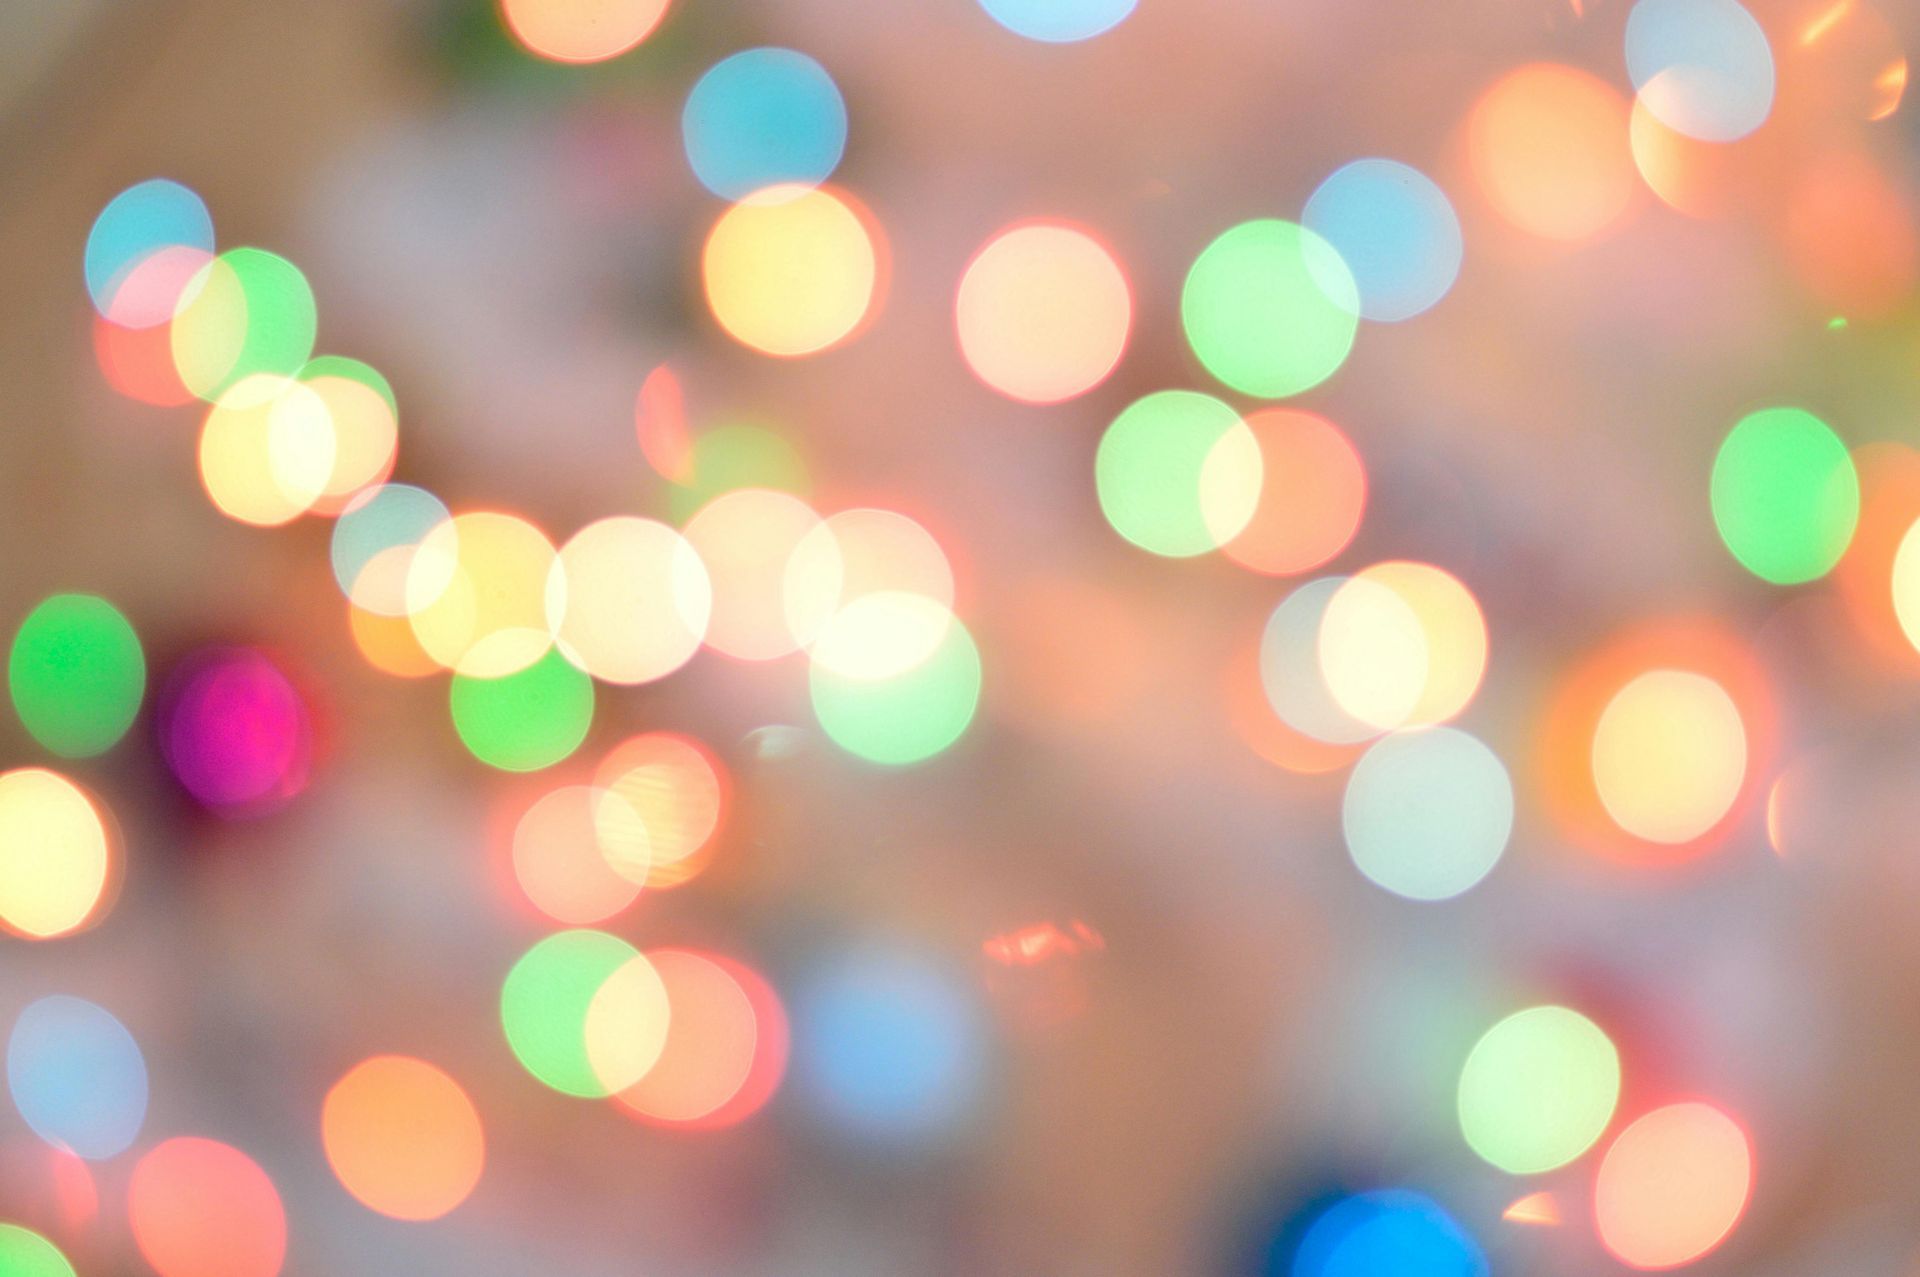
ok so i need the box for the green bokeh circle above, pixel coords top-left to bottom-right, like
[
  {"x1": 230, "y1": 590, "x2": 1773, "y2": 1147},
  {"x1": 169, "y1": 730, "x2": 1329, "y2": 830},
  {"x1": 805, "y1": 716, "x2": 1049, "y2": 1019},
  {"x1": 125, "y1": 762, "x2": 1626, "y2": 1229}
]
[
  {"x1": 1710, "y1": 406, "x2": 1858, "y2": 584},
  {"x1": 810, "y1": 619, "x2": 982, "y2": 765},
  {"x1": 8, "y1": 593, "x2": 145, "y2": 757},
  {"x1": 1181, "y1": 219, "x2": 1358, "y2": 398},
  {"x1": 450, "y1": 647, "x2": 593, "y2": 772}
]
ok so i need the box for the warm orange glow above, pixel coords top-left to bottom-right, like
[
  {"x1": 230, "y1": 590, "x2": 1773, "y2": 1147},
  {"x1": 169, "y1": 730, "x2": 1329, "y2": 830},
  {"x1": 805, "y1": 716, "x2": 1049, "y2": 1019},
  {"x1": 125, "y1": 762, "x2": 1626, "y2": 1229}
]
[
  {"x1": 1783, "y1": 150, "x2": 1917, "y2": 320},
  {"x1": 498, "y1": 0, "x2": 672, "y2": 64},
  {"x1": 511, "y1": 785, "x2": 646, "y2": 924},
  {"x1": 635, "y1": 364, "x2": 694, "y2": 483},
  {"x1": 347, "y1": 603, "x2": 441, "y2": 678},
  {"x1": 592, "y1": 732, "x2": 727, "y2": 889},
  {"x1": 1537, "y1": 619, "x2": 1772, "y2": 865},
  {"x1": 1468, "y1": 63, "x2": 1637, "y2": 241},
  {"x1": 1595, "y1": 1102, "x2": 1753, "y2": 1269},
  {"x1": 614, "y1": 950, "x2": 787, "y2": 1128},
  {"x1": 1833, "y1": 444, "x2": 1920, "y2": 671},
  {"x1": 129, "y1": 1137, "x2": 286, "y2": 1277},
  {"x1": 1222, "y1": 409, "x2": 1366, "y2": 576},
  {"x1": 322, "y1": 1056, "x2": 484, "y2": 1221},
  {"x1": 1503, "y1": 1190, "x2": 1562, "y2": 1226},
  {"x1": 982, "y1": 919, "x2": 1105, "y2": 966},
  {"x1": 1592, "y1": 669, "x2": 1746, "y2": 845}
]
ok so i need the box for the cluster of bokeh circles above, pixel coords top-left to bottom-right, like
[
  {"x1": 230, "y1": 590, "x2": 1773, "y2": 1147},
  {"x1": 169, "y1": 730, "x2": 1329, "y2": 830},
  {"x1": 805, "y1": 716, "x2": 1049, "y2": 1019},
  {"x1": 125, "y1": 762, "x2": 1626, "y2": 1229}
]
[{"x1": 6, "y1": 0, "x2": 1918, "y2": 1270}]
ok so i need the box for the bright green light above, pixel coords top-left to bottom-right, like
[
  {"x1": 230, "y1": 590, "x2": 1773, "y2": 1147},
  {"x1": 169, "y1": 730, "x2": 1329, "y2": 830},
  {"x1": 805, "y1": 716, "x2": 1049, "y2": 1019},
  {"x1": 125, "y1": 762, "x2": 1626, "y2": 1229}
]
[
  {"x1": 1458, "y1": 1004, "x2": 1620, "y2": 1174},
  {"x1": 1095, "y1": 390, "x2": 1246, "y2": 558},
  {"x1": 9, "y1": 594, "x2": 145, "y2": 758},
  {"x1": 810, "y1": 619, "x2": 981, "y2": 765},
  {"x1": 499, "y1": 930, "x2": 635, "y2": 1097},
  {"x1": 1710, "y1": 406, "x2": 1857, "y2": 584},
  {"x1": 0, "y1": 1223, "x2": 77, "y2": 1277},
  {"x1": 1181, "y1": 219, "x2": 1358, "y2": 398},
  {"x1": 450, "y1": 648, "x2": 593, "y2": 772},
  {"x1": 172, "y1": 247, "x2": 318, "y2": 401}
]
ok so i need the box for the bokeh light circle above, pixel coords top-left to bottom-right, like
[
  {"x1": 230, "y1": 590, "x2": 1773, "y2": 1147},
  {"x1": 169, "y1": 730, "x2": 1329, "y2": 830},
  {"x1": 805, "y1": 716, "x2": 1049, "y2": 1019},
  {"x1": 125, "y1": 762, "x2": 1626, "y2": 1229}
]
[
  {"x1": 321, "y1": 1056, "x2": 483, "y2": 1221},
  {"x1": 198, "y1": 375, "x2": 335, "y2": 526},
  {"x1": 1181, "y1": 220, "x2": 1358, "y2": 399},
  {"x1": 1097, "y1": 390, "x2": 1256, "y2": 558},
  {"x1": 978, "y1": 0, "x2": 1136, "y2": 42},
  {"x1": 1892, "y1": 517, "x2": 1920, "y2": 655},
  {"x1": 547, "y1": 517, "x2": 710, "y2": 684},
  {"x1": 128, "y1": 1137, "x2": 286, "y2": 1277},
  {"x1": 1302, "y1": 159, "x2": 1463, "y2": 322},
  {"x1": 1223, "y1": 410, "x2": 1366, "y2": 575},
  {"x1": 449, "y1": 648, "x2": 594, "y2": 773},
  {"x1": 498, "y1": 0, "x2": 672, "y2": 63},
  {"x1": 1293, "y1": 1189, "x2": 1489, "y2": 1277},
  {"x1": 1260, "y1": 577, "x2": 1383, "y2": 746},
  {"x1": 297, "y1": 360, "x2": 399, "y2": 514},
  {"x1": 682, "y1": 49, "x2": 847, "y2": 201},
  {"x1": 794, "y1": 946, "x2": 987, "y2": 1147},
  {"x1": 1467, "y1": 64, "x2": 1635, "y2": 241},
  {"x1": 703, "y1": 184, "x2": 880, "y2": 357},
  {"x1": 511, "y1": 785, "x2": 646, "y2": 924},
  {"x1": 1457, "y1": 1005, "x2": 1621, "y2": 1174},
  {"x1": 330, "y1": 484, "x2": 450, "y2": 616},
  {"x1": 613, "y1": 950, "x2": 788, "y2": 1128},
  {"x1": 7, "y1": 996, "x2": 146, "y2": 1160},
  {"x1": 1710, "y1": 407, "x2": 1858, "y2": 584},
  {"x1": 582, "y1": 955, "x2": 673, "y2": 1093},
  {"x1": 1538, "y1": 620, "x2": 1771, "y2": 865},
  {"x1": 1343, "y1": 728, "x2": 1513, "y2": 901},
  {"x1": 1626, "y1": 0, "x2": 1774, "y2": 142},
  {"x1": 955, "y1": 221, "x2": 1132, "y2": 404},
  {"x1": 683, "y1": 488, "x2": 825, "y2": 660},
  {"x1": 1595, "y1": 1102, "x2": 1752, "y2": 1269},
  {"x1": 783, "y1": 507, "x2": 957, "y2": 645},
  {"x1": 591, "y1": 732, "x2": 726, "y2": 888},
  {"x1": 85, "y1": 179, "x2": 213, "y2": 317},
  {"x1": 1591, "y1": 668, "x2": 1746, "y2": 845},
  {"x1": 407, "y1": 511, "x2": 560, "y2": 678},
  {"x1": 159, "y1": 648, "x2": 312, "y2": 816},
  {"x1": 171, "y1": 248, "x2": 317, "y2": 402},
  {"x1": 499, "y1": 929, "x2": 644, "y2": 1097},
  {"x1": 9, "y1": 594, "x2": 145, "y2": 758},
  {"x1": 0, "y1": 1224, "x2": 75, "y2": 1277},
  {"x1": 0, "y1": 769, "x2": 113, "y2": 940},
  {"x1": 810, "y1": 614, "x2": 982, "y2": 765}
]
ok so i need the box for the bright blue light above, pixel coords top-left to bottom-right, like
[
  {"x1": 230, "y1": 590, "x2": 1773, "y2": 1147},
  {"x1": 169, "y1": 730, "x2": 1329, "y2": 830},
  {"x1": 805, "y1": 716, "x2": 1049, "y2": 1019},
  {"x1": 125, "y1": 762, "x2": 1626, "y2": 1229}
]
[
  {"x1": 1294, "y1": 1191, "x2": 1487, "y2": 1277},
  {"x1": 793, "y1": 946, "x2": 987, "y2": 1146},
  {"x1": 1302, "y1": 160, "x2": 1462, "y2": 322},
  {"x1": 1626, "y1": 0, "x2": 1774, "y2": 142},
  {"x1": 84, "y1": 179, "x2": 214, "y2": 317},
  {"x1": 682, "y1": 48, "x2": 848, "y2": 202},
  {"x1": 7, "y1": 995, "x2": 148, "y2": 1160},
  {"x1": 978, "y1": 0, "x2": 1137, "y2": 42}
]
